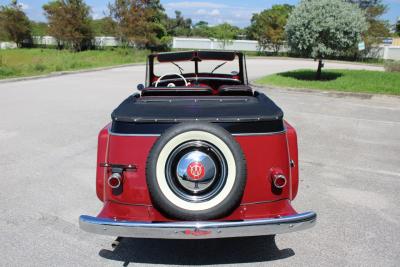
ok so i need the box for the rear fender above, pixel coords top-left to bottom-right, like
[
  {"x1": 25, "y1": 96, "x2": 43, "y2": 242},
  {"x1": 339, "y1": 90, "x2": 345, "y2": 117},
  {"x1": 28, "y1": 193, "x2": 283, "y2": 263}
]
[
  {"x1": 96, "y1": 124, "x2": 111, "y2": 201},
  {"x1": 285, "y1": 121, "x2": 299, "y2": 200}
]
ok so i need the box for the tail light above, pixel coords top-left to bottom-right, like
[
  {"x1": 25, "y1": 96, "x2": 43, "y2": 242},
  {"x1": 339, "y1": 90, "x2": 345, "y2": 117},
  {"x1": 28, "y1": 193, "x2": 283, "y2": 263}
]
[
  {"x1": 108, "y1": 173, "x2": 122, "y2": 189},
  {"x1": 273, "y1": 174, "x2": 287, "y2": 189},
  {"x1": 270, "y1": 169, "x2": 287, "y2": 189}
]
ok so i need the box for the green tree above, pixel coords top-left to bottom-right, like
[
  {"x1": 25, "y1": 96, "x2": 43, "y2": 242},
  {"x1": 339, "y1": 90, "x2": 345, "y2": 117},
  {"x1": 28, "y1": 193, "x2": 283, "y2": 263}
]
[
  {"x1": 43, "y1": 0, "x2": 93, "y2": 51},
  {"x1": 192, "y1": 21, "x2": 212, "y2": 37},
  {"x1": 31, "y1": 21, "x2": 48, "y2": 36},
  {"x1": 165, "y1": 10, "x2": 192, "y2": 37},
  {"x1": 286, "y1": 0, "x2": 367, "y2": 80},
  {"x1": 108, "y1": 0, "x2": 168, "y2": 50},
  {"x1": 249, "y1": 4, "x2": 294, "y2": 54},
  {"x1": 0, "y1": 0, "x2": 32, "y2": 47},
  {"x1": 348, "y1": 0, "x2": 390, "y2": 46},
  {"x1": 211, "y1": 23, "x2": 240, "y2": 49},
  {"x1": 91, "y1": 17, "x2": 117, "y2": 36}
]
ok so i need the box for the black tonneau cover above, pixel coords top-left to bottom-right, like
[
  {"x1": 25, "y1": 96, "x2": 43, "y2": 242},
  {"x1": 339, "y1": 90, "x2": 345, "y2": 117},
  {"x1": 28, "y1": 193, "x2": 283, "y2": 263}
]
[{"x1": 112, "y1": 92, "x2": 283, "y2": 123}]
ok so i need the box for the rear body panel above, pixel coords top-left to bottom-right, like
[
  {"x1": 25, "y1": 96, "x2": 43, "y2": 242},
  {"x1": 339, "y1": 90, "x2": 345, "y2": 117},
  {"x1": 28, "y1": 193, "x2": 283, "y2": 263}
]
[{"x1": 95, "y1": 121, "x2": 299, "y2": 222}]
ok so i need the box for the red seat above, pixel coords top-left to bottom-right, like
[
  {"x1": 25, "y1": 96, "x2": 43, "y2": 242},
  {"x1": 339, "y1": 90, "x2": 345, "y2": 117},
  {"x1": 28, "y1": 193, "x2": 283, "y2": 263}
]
[{"x1": 218, "y1": 85, "x2": 253, "y2": 96}]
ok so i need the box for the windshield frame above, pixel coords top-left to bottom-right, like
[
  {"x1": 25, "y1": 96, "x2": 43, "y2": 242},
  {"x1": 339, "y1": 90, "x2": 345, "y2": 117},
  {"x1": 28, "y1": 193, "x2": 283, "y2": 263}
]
[{"x1": 146, "y1": 51, "x2": 247, "y2": 87}]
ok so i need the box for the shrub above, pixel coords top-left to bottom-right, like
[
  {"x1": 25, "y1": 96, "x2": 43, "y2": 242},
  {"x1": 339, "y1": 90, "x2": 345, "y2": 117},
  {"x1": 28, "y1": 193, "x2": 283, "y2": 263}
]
[
  {"x1": 0, "y1": 66, "x2": 18, "y2": 77},
  {"x1": 384, "y1": 61, "x2": 400, "y2": 72},
  {"x1": 33, "y1": 63, "x2": 46, "y2": 72}
]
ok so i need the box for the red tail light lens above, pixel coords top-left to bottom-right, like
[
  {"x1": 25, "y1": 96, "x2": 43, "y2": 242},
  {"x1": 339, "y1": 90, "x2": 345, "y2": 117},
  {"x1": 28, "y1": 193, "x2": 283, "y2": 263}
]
[
  {"x1": 273, "y1": 174, "x2": 287, "y2": 189},
  {"x1": 270, "y1": 169, "x2": 287, "y2": 189},
  {"x1": 108, "y1": 173, "x2": 122, "y2": 189}
]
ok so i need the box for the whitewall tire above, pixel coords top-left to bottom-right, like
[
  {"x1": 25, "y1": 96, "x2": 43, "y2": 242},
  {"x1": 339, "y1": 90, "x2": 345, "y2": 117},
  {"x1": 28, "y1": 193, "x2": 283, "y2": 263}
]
[{"x1": 146, "y1": 122, "x2": 246, "y2": 220}]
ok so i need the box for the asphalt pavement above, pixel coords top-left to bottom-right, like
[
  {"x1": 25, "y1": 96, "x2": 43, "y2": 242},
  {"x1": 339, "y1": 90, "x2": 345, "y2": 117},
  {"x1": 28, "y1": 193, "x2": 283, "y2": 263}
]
[{"x1": 0, "y1": 58, "x2": 398, "y2": 266}]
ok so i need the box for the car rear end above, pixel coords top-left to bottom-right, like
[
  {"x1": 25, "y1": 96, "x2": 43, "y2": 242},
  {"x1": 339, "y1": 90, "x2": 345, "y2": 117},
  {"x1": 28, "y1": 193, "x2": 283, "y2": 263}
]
[{"x1": 80, "y1": 91, "x2": 316, "y2": 239}]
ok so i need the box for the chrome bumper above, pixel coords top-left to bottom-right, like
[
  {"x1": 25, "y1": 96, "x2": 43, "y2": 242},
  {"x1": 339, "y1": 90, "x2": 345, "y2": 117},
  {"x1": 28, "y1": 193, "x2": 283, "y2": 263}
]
[{"x1": 79, "y1": 211, "x2": 316, "y2": 239}]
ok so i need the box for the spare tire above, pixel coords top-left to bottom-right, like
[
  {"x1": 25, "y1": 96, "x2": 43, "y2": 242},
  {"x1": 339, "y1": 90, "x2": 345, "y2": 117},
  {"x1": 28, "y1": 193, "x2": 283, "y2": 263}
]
[{"x1": 146, "y1": 122, "x2": 246, "y2": 220}]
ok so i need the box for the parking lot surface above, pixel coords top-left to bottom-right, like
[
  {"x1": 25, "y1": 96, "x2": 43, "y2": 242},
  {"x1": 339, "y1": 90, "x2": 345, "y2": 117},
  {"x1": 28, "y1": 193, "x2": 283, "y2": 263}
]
[{"x1": 0, "y1": 59, "x2": 398, "y2": 266}]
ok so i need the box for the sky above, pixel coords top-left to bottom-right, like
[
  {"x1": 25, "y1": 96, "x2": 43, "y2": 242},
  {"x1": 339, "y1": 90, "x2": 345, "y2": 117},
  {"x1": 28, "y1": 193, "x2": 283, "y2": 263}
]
[{"x1": 1, "y1": 0, "x2": 399, "y2": 27}]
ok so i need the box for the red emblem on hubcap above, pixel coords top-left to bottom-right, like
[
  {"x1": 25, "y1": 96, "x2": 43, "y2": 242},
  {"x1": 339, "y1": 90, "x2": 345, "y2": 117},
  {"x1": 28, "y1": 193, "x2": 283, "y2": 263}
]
[{"x1": 187, "y1": 162, "x2": 205, "y2": 181}]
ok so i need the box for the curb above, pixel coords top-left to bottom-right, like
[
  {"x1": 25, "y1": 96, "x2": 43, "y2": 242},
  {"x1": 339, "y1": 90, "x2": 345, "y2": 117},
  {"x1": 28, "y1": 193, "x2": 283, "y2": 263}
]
[
  {"x1": 246, "y1": 56, "x2": 383, "y2": 68},
  {"x1": 0, "y1": 62, "x2": 146, "y2": 84},
  {"x1": 251, "y1": 83, "x2": 400, "y2": 99}
]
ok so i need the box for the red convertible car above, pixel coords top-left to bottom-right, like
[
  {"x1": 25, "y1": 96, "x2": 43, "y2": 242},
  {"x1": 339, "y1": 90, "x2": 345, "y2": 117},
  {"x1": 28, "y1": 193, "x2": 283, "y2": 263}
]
[{"x1": 79, "y1": 50, "x2": 316, "y2": 239}]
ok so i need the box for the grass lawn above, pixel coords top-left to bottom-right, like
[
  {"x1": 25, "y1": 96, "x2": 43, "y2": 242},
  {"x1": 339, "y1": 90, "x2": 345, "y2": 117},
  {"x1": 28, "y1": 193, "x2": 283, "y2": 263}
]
[
  {"x1": 255, "y1": 69, "x2": 400, "y2": 95},
  {"x1": 0, "y1": 48, "x2": 149, "y2": 79}
]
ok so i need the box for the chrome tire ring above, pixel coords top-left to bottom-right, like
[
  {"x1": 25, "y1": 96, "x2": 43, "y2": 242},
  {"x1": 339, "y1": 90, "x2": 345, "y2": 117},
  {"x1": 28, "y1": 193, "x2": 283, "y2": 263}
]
[
  {"x1": 165, "y1": 141, "x2": 228, "y2": 203},
  {"x1": 146, "y1": 122, "x2": 247, "y2": 220}
]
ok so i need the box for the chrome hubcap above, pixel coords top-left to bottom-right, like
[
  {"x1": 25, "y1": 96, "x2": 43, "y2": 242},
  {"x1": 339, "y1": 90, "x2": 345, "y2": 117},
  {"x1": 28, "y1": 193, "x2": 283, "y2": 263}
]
[
  {"x1": 165, "y1": 141, "x2": 227, "y2": 203},
  {"x1": 176, "y1": 151, "x2": 217, "y2": 193}
]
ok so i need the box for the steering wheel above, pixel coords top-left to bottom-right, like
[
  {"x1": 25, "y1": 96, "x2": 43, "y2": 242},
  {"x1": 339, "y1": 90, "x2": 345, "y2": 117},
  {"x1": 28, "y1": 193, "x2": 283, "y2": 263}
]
[{"x1": 155, "y1": 73, "x2": 188, "y2": 87}]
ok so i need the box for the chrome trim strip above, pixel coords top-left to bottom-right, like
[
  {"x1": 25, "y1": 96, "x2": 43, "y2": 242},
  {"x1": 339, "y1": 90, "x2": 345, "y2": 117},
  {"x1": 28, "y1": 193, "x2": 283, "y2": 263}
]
[
  {"x1": 284, "y1": 125, "x2": 293, "y2": 200},
  {"x1": 102, "y1": 128, "x2": 111, "y2": 202},
  {"x1": 79, "y1": 211, "x2": 316, "y2": 239},
  {"x1": 240, "y1": 198, "x2": 288, "y2": 206},
  {"x1": 108, "y1": 129, "x2": 161, "y2": 137},
  {"x1": 108, "y1": 128, "x2": 286, "y2": 137},
  {"x1": 108, "y1": 200, "x2": 152, "y2": 208},
  {"x1": 232, "y1": 130, "x2": 286, "y2": 136}
]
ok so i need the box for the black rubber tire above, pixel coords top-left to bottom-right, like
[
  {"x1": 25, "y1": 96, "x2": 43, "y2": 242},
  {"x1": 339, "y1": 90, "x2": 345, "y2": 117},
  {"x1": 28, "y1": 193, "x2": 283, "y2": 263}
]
[{"x1": 146, "y1": 122, "x2": 247, "y2": 220}]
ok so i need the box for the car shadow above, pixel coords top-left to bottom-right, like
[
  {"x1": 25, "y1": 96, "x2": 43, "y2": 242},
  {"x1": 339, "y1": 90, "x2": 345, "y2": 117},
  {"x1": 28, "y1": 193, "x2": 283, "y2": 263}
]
[{"x1": 99, "y1": 235, "x2": 294, "y2": 266}]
